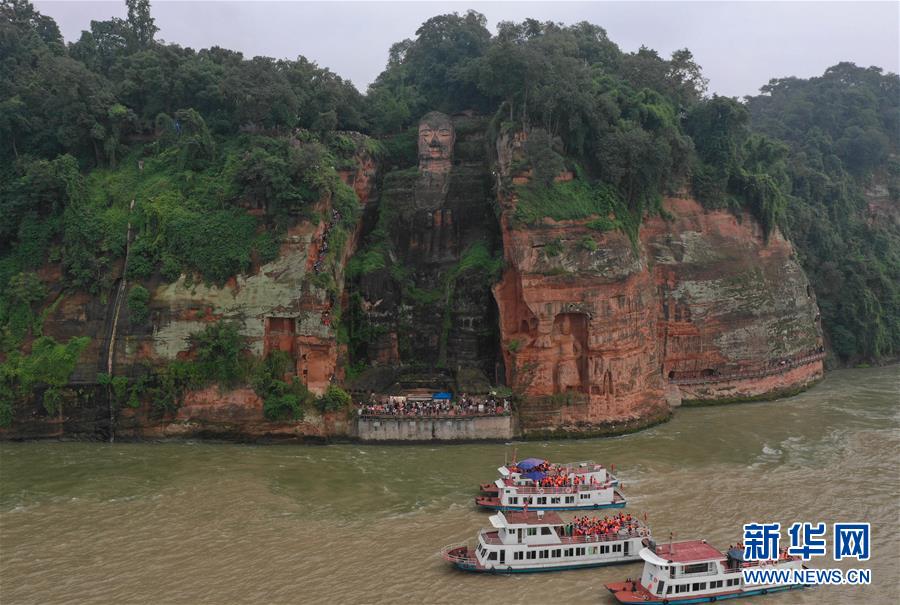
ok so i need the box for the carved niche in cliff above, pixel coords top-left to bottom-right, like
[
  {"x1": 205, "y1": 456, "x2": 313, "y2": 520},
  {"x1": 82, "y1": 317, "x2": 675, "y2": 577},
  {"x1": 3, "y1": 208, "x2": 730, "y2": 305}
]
[
  {"x1": 408, "y1": 111, "x2": 458, "y2": 261},
  {"x1": 552, "y1": 313, "x2": 589, "y2": 394}
]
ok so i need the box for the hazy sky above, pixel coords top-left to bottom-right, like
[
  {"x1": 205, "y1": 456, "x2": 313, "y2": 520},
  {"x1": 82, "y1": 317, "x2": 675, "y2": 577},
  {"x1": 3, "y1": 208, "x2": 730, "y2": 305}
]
[{"x1": 33, "y1": 1, "x2": 900, "y2": 98}]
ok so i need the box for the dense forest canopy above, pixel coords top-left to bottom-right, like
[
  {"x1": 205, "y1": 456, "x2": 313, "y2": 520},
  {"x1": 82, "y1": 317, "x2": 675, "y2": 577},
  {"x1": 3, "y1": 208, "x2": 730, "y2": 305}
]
[{"x1": 1, "y1": 1, "x2": 898, "y2": 371}]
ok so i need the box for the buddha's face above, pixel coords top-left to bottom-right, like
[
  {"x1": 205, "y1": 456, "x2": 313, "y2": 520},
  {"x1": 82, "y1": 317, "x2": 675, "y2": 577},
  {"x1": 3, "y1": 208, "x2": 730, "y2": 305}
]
[{"x1": 418, "y1": 113, "x2": 455, "y2": 164}]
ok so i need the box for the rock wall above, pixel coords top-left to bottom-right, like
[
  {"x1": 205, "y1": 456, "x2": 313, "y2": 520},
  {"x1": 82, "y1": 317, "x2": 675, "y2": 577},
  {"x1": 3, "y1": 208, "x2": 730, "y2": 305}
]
[
  {"x1": 10, "y1": 134, "x2": 380, "y2": 441},
  {"x1": 493, "y1": 214, "x2": 670, "y2": 433},
  {"x1": 129, "y1": 136, "x2": 376, "y2": 398},
  {"x1": 645, "y1": 196, "x2": 824, "y2": 401},
  {"x1": 493, "y1": 132, "x2": 823, "y2": 432},
  {"x1": 116, "y1": 385, "x2": 350, "y2": 441}
]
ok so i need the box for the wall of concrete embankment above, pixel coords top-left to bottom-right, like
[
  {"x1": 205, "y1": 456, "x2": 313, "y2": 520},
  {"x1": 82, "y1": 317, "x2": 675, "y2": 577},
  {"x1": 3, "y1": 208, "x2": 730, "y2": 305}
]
[{"x1": 356, "y1": 415, "x2": 514, "y2": 441}]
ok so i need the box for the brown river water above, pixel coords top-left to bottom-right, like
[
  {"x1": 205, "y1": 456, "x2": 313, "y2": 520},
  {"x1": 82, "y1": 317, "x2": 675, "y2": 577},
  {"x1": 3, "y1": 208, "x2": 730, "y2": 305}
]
[{"x1": 1, "y1": 367, "x2": 898, "y2": 605}]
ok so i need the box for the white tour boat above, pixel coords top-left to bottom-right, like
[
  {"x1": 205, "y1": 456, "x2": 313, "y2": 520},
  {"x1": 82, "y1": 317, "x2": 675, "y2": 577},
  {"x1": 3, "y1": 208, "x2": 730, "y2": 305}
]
[
  {"x1": 441, "y1": 510, "x2": 649, "y2": 573},
  {"x1": 606, "y1": 539, "x2": 807, "y2": 603},
  {"x1": 475, "y1": 458, "x2": 626, "y2": 511}
]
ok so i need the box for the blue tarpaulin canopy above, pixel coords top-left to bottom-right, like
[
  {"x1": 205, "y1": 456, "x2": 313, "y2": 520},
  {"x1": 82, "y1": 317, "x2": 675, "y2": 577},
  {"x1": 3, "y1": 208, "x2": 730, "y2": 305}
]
[
  {"x1": 516, "y1": 458, "x2": 546, "y2": 471},
  {"x1": 523, "y1": 471, "x2": 546, "y2": 481},
  {"x1": 432, "y1": 392, "x2": 452, "y2": 400}
]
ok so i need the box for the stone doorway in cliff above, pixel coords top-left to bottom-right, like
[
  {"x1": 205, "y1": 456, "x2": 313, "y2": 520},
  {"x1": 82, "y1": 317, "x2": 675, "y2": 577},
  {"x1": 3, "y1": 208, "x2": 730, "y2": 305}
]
[
  {"x1": 552, "y1": 313, "x2": 589, "y2": 394},
  {"x1": 264, "y1": 318, "x2": 295, "y2": 356},
  {"x1": 264, "y1": 317, "x2": 296, "y2": 381}
]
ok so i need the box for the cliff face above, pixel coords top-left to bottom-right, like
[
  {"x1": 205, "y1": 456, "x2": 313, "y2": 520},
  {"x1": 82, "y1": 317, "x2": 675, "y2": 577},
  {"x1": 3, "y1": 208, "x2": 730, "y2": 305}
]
[
  {"x1": 493, "y1": 132, "x2": 824, "y2": 434},
  {"x1": 2, "y1": 120, "x2": 826, "y2": 442},
  {"x1": 7, "y1": 135, "x2": 379, "y2": 441},
  {"x1": 645, "y1": 197, "x2": 824, "y2": 402}
]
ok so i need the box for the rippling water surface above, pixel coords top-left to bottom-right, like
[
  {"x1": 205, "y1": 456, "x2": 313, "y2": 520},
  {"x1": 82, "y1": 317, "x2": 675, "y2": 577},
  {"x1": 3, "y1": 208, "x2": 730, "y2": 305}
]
[{"x1": 1, "y1": 367, "x2": 898, "y2": 604}]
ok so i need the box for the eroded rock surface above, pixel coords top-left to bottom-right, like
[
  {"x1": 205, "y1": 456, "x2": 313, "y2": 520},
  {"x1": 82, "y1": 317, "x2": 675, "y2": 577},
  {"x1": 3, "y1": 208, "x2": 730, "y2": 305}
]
[{"x1": 493, "y1": 132, "x2": 823, "y2": 434}]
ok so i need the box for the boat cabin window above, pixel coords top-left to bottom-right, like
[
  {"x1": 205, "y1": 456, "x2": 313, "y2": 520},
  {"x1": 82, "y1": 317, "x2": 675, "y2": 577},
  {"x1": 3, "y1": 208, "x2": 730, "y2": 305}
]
[
  {"x1": 600, "y1": 545, "x2": 610, "y2": 554},
  {"x1": 576, "y1": 547, "x2": 585, "y2": 556},
  {"x1": 541, "y1": 527, "x2": 552, "y2": 535},
  {"x1": 537, "y1": 497, "x2": 547, "y2": 505},
  {"x1": 527, "y1": 528, "x2": 537, "y2": 536},
  {"x1": 675, "y1": 585, "x2": 690, "y2": 594},
  {"x1": 657, "y1": 581, "x2": 666, "y2": 596},
  {"x1": 488, "y1": 552, "x2": 497, "y2": 561},
  {"x1": 551, "y1": 497, "x2": 561, "y2": 504},
  {"x1": 565, "y1": 496, "x2": 575, "y2": 503},
  {"x1": 683, "y1": 562, "x2": 711, "y2": 575},
  {"x1": 539, "y1": 550, "x2": 549, "y2": 559},
  {"x1": 509, "y1": 497, "x2": 518, "y2": 504},
  {"x1": 588, "y1": 547, "x2": 598, "y2": 555},
  {"x1": 710, "y1": 580, "x2": 723, "y2": 588},
  {"x1": 580, "y1": 493, "x2": 590, "y2": 500},
  {"x1": 526, "y1": 551, "x2": 536, "y2": 560},
  {"x1": 564, "y1": 548, "x2": 573, "y2": 556},
  {"x1": 692, "y1": 582, "x2": 707, "y2": 591},
  {"x1": 612, "y1": 544, "x2": 622, "y2": 552},
  {"x1": 726, "y1": 578, "x2": 741, "y2": 587},
  {"x1": 514, "y1": 552, "x2": 524, "y2": 560},
  {"x1": 552, "y1": 549, "x2": 561, "y2": 557}
]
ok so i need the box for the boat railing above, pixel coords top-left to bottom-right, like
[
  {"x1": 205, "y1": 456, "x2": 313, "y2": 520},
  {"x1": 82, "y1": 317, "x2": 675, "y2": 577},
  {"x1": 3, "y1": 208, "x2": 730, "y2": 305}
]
[
  {"x1": 509, "y1": 483, "x2": 612, "y2": 495},
  {"x1": 440, "y1": 543, "x2": 474, "y2": 563},
  {"x1": 479, "y1": 528, "x2": 647, "y2": 546},
  {"x1": 554, "y1": 461, "x2": 604, "y2": 474},
  {"x1": 723, "y1": 555, "x2": 800, "y2": 572},
  {"x1": 556, "y1": 529, "x2": 647, "y2": 544},
  {"x1": 359, "y1": 410, "x2": 511, "y2": 419}
]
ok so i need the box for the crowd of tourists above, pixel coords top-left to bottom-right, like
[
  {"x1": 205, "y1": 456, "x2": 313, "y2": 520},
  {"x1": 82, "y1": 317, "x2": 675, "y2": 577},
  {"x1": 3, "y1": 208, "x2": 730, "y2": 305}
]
[
  {"x1": 313, "y1": 207, "x2": 343, "y2": 274},
  {"x1": 534, "y1": 472, "x2": 600, "y2": 489},
  {"x1": 562, "y1": 513, "x2": 640, "y2": 538},
  {"x1": 358, "y1": 392, "x2": 511, "y2": 417},
  {"x1": 727, "y1": 542, "x2": 794, "y2": 563}
]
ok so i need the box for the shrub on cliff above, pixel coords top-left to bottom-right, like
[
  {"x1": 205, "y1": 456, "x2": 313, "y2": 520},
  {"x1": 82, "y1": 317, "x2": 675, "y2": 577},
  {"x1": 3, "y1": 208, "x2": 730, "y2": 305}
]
[
  {"x1": 316, "y1": 385, "x2": 352, "y2": 412},
  {"x1": 190, "y1": 321, "x2": 249, "y2": 387},
  {"x1": 127, "y1": 285, "x2": 150, "y2": 324},
  {"x1": 253, "y1": 351, "x2": 311, "y2": 421},
  {"x1": 0, "y1": 335, "x2": 90, "y2": 423}
]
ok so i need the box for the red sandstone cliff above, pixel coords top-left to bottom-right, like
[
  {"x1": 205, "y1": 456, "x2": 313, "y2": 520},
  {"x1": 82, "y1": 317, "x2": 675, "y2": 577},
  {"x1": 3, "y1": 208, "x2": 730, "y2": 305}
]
[{"x1": 493, "y1": 133, "x2": 824, "y2": 435}]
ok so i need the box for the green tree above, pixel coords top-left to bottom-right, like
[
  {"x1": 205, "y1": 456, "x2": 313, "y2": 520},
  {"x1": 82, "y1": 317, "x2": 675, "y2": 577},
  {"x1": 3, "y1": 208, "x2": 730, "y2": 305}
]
[
  {"x1": 190, "y1": 321, "x2": 247, "y2": 386},
  {"x1": 127, "y1": 284, "x2": 150, "y2": 324},
  {"x1": 125, "y1": 0, "x2": 158, "y2": 48}
]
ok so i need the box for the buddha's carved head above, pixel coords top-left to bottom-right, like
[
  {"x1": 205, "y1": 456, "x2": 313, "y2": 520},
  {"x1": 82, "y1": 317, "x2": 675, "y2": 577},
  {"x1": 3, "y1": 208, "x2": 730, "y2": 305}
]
[
  {"x1": 560, "y1": 315, "x2": 571, "y2": 336},
  {"x1": 418, "y1": 112, "x2": 455, "y2": 167}
]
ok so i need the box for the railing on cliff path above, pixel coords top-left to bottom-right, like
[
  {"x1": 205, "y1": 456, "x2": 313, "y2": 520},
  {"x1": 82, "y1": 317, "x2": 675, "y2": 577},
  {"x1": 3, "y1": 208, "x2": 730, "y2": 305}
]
[
  {"x1": 670, "y1": 351, "x2": 826, "y2": 386},
  {"x1": 358, "y1": 410, "x2": 511, "y2": 420}
]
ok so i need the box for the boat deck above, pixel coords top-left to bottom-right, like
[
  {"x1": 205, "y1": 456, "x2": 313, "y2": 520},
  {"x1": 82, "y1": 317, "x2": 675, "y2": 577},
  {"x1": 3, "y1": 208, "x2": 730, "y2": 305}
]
[{"x1": 606, "y1": 582, "x2": 749, "y2": 604}]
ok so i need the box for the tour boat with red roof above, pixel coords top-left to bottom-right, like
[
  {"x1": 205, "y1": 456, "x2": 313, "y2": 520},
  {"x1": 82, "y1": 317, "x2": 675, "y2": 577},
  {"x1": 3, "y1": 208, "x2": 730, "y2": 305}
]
[
  {"x1": 476, "y1": 458, "x2": 625, "y2": 511},
  {"x1": 606, "y1": 538, "x2": 807, "y2": 603},
  {"x1": 441, "y1": 510, "x2": 649, "y2": 573}
]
